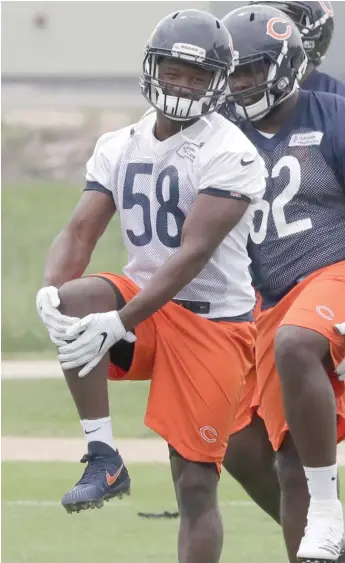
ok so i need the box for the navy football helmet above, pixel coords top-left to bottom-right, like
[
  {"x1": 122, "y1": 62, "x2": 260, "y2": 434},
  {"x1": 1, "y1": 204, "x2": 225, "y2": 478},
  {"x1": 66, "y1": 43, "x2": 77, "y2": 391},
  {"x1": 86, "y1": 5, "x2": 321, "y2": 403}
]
[
  {"x1": 140, "y1": 9, "x2": 234, "y2": 121},
  {"x1": 222, "y1": 5, "x2": 307, "y2": 121},
  {"x1": 249, "y1": 1, "x2": 334, "y2": 66}
]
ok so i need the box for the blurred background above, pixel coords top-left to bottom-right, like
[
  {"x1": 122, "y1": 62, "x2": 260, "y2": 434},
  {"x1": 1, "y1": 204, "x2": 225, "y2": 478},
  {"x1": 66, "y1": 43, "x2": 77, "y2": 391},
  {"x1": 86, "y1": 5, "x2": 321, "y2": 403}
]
[{"x1": 2, "y1": 2, "x2": 345, "y2": 563}]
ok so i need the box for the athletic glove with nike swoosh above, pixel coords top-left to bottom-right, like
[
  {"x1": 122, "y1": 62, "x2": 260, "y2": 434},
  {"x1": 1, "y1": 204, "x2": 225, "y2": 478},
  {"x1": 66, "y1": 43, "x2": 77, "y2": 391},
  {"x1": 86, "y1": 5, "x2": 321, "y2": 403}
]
[
  {"x1": 57, "y1": 311, "x2": 136, "y2": 378},
  {"x1": 36, "y1": 286, "x2": 79, "y2": 346},
  {"x1": 334, "y1": 322, "x2": 345, "y2": 381}
]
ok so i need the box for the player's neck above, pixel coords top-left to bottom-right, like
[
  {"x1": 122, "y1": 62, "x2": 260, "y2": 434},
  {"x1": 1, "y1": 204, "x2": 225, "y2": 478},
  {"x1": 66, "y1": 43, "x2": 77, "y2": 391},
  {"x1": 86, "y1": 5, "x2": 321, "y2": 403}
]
[
  {"x1": 253, "y1": 90, "x2": 300, "y2": 134},
  {"x1": 154, "y1": 113, "x2": 198, "y2": 141}
]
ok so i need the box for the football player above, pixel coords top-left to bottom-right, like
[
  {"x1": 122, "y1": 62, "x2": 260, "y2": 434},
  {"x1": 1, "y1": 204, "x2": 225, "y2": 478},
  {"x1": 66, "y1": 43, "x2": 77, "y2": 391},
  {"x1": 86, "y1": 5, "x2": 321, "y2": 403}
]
[
  {"x1": 250, "y1": 0, "x2": 345, "y2": 96},
  {"x1": 221, "y1": 5, "x2": 345, "y2": 563},
  {"x1": 36, "y1": 9, "x2": 266, "y2": 563}
]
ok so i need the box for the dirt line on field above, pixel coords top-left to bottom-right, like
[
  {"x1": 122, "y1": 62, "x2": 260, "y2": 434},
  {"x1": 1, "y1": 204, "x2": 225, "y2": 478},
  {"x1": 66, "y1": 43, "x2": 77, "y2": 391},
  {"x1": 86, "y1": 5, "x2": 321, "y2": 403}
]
[
  {"x1": 2, "y1": 360, "x2": 62, "y2": 379},
  {"x1": 2, "y1": 436, "x2": 345, "y2": 465},
  {"x1": 1, "y1": 437, "x2": 169, "y2": 463}
]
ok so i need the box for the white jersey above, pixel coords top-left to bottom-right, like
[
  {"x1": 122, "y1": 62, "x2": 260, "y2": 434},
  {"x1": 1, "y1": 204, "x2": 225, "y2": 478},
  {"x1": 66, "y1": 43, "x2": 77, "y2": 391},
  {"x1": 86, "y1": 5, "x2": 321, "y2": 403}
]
[{"x1": 85, "y1": 110, "x2": 266, "y2": 318}]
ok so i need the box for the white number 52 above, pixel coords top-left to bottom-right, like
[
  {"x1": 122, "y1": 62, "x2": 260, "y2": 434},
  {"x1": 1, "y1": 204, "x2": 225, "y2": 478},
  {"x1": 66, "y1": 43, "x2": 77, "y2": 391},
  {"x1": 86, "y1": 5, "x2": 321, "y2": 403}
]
[{"x1": 250, "y1": 155, "x2": 313, "y2": 244}]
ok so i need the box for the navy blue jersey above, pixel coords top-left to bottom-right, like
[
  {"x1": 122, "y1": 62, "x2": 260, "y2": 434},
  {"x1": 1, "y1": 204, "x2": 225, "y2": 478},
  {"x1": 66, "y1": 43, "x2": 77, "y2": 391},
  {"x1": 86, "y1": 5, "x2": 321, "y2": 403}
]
[
  {"x1": 238, "y1": 90, "x2": 345, "y2": 308},
  {"x1": 302, "y1": 69, "x2": 345, "y2": 97}
]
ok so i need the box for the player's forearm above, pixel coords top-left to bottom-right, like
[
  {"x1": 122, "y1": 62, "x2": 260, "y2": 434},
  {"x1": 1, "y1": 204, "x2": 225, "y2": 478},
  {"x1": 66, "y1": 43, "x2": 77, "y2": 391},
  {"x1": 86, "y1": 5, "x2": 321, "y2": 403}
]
[
  {"x1": 42, "y1": 227, "x2": 94, "y2": 288},
  {"x1": 119, "y1": 243, "x2": 211, "y2": 330}
]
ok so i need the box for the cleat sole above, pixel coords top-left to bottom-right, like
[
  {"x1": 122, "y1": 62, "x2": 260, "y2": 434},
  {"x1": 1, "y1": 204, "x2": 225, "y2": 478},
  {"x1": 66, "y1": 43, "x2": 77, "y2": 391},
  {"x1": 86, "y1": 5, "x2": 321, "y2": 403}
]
[{"x1": 62, "y1": 479, "x2": 131, "y2": 514}]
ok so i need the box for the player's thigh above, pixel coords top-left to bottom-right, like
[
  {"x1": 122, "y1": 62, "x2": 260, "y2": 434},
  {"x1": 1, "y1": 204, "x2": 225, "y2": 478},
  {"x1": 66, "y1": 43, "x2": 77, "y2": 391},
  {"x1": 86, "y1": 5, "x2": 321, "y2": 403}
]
[
  {"x1": 146, "y1": 304, "x2": 256, "y2": 470},
  {"x1": 277, "y1": 262, "x2": 345, "y2": 370},
  {"x1": 92, "y1": 273, "x2": 156, "y2": 382}
]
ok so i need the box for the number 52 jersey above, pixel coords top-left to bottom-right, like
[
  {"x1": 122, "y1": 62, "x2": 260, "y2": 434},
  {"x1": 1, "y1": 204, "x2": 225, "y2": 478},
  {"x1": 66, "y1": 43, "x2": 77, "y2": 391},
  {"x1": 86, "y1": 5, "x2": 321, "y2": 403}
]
[
  {"x1": 241, "y1": 90, "x2": 345, "y2": 308},
  {"x1": 85, "y1": 110, "x2": 266, "y2": 319}
]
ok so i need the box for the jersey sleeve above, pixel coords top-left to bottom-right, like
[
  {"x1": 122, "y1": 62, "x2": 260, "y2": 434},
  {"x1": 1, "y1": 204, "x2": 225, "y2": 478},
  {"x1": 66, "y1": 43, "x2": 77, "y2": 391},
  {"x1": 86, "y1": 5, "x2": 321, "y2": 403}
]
[
  {"x1": 85, "y1": 126, "x2": 133, "y2": 196},
  {"x1": 85, "y1": 133, "x2": 113, "y2": 196},
  {"x1": 198, "y1": 148, "x2": 266, "y2": 203}
]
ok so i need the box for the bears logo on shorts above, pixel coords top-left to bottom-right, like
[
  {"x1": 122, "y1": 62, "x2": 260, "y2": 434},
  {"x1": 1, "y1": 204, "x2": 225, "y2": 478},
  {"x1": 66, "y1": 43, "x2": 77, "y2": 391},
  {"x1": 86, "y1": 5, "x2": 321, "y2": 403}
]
[{"x1": 200, "y1": 426, "x2": 218, "y2": 443}]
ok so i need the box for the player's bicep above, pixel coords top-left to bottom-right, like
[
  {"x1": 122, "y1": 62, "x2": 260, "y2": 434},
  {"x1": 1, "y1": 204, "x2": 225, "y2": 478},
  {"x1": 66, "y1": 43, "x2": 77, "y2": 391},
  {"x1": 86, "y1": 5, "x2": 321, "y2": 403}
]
[
  {"x1": 181, "y1": 192, "x2": 249, "y2": 253},
  {"x1": 66, "y1": 190, "x2": 116, "y2": 246}
]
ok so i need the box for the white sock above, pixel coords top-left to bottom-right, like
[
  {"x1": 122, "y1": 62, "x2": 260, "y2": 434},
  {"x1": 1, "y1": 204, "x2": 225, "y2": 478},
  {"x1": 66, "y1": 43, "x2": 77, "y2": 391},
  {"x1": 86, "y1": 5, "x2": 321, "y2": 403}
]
[
  {"x1": 304, "y1": 464, "x2": 338, "y2": 501},
  {"x1": 81, "y1": 417, "x2": 115, "y2": 450}
]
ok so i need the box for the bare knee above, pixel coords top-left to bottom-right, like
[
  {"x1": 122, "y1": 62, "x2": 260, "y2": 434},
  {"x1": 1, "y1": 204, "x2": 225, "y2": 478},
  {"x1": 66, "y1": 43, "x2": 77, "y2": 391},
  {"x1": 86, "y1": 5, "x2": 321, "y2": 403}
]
[
  {"x1": 58, "y1": 276, "x2": 119, "y2": 318},
  {"x1": 223, "y1": 415, "x2": 274, "y2": 484},
  {"x1": 171, "y1": 455, "x2": 218, "y2": 520},
  {"x1": 274, "y1": 325, "x2": 329, "y2": 376}
]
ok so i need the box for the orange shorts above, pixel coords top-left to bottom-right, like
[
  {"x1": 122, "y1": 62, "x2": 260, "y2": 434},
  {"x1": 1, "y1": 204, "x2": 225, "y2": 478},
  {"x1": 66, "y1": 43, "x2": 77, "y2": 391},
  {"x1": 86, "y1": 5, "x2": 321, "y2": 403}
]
[
  {"x1": 98, "y1": 273, "x2": 256, "y2": 468},
  {"x1": 255, "y1": 261, "x2": 345, "y2": 451},
  {"x1": 231, "y1": 292, "x2": 262, "y2": 434}
]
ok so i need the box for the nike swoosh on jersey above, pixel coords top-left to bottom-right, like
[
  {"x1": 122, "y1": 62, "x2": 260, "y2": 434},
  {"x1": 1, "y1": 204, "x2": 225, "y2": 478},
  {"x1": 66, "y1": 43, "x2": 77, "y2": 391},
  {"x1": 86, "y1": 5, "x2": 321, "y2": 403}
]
[{"x1": 241, "y1": 158, "x2": 255, "y2": 166}]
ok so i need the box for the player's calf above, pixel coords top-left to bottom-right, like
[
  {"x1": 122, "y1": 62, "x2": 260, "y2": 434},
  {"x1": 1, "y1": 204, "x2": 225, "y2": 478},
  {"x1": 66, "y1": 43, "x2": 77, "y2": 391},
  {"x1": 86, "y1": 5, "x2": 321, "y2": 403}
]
[
  {"x1": 276, "y1": 435, "x2": 310, "y2": 563},
  {"x1": 275, "y1": 327, "x2": 343, "y2": 561},
  {"x1": 223, "y1": 414, "x2": 281, "y2": 524},
  {"x1": 170, "y1": 450, "x2": 222, "y2": 563}
]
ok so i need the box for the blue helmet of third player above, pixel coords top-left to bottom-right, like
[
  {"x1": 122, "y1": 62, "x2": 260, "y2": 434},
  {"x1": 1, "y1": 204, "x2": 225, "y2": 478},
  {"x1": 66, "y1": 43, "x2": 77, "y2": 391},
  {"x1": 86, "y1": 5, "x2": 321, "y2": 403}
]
[
  {"x1": 249, "y1": 1, "x2": 334, "y2": 67},
  {"x1": 222, "y1": 4, "x2": 308, "y2": 122}
]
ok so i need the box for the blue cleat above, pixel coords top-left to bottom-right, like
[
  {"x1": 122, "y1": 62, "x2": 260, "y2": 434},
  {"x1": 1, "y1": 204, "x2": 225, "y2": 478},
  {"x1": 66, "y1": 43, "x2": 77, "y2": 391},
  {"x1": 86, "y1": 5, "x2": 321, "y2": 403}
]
[{"x1": 61, "y1": 441, "x2": 131, "y2": 514}]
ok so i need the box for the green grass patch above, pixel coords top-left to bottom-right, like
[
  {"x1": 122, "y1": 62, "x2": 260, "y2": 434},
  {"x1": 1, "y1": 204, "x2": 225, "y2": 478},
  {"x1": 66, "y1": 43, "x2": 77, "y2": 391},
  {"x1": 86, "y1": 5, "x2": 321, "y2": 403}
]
[
  {"x1": 2, "y1": 182, "x2": 126, "y2": 355},
  {"x1": 2, "y1": 461, "x2": 285, "y2": 563},
  {"x1": 2, "y1": 379, "x2": 153, "y2": 438}
]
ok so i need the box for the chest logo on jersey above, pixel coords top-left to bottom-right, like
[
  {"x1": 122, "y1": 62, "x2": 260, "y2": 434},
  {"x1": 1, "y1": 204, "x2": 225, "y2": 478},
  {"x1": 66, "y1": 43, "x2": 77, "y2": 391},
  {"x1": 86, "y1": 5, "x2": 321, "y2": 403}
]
[
  {"x1": 289, "y1": 131, "x2": 324, "y2": 147},
  {"x1": 177, "y1": 142, "x2": 203, "y2": 162}
]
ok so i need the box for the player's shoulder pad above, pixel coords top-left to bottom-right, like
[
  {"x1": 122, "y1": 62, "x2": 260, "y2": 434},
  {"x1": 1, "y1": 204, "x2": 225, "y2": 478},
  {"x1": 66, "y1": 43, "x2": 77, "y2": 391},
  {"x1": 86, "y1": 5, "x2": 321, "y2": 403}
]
[
  {"x1": 311, "y1": 90, "x2": 345, "y2": 117},
  {"x1": 205, "y1": 112, "x2": 258, "y2": 157},
  {"x1": 93, "y1": 124, "x2": 137, "y2": 156}
]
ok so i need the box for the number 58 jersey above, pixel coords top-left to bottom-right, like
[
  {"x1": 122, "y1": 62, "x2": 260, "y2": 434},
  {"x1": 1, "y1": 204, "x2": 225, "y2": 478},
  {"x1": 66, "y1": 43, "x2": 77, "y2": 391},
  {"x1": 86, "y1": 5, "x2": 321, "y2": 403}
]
[
  {"x1": 242, "y1": 90, "x2": 345, "y2": 308},
  {"x1": 85, "y1": 110, "x2": 266, "y2": 319}
]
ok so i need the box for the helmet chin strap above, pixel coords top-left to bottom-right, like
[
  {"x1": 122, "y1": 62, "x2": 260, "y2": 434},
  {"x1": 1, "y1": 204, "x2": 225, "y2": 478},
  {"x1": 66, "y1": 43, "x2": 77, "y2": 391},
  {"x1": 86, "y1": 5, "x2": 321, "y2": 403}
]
[{"x1": 235, "y1": 80, "x2": 299, "y2": 122}]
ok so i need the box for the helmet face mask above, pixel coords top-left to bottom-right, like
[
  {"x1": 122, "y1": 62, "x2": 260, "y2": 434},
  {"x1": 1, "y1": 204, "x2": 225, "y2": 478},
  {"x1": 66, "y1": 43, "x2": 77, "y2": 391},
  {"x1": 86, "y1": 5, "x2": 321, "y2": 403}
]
[
  {"x1": 228, "y1": 50, "x2": 306, "y2": 122},
  {"x1": 140, "y1": 10, "x2": 234, "y2": 122}
]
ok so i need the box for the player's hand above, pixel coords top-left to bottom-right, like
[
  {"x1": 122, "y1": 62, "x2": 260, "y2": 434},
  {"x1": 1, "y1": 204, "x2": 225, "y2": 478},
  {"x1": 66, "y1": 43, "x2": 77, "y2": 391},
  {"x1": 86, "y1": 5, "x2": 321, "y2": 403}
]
[
  {"x1": 57, "y1": 311, "x2": 136, "y2": 378},
  {"x1": 36, "y1": 286, "x2": 79, "y2": 346},
  {"x1": 334, "y1": 322, "x2": 345, "y2": 381}
]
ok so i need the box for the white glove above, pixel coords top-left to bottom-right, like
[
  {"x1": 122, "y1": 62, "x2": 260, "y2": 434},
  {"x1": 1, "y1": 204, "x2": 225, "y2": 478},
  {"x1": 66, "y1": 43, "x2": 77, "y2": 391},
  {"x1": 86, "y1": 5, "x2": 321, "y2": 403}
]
[
  {"x1": 57, "y1": 310, "x2": 136, "y2": 378},
  {"x1": 334, "y1": 322, "x2": 345, "y2": 381},
  {"x1": 335, "y1": 322, "x2": 345, "y2": 336},
  {"x1": 36, "y1": 286, "x2": 79, "y2": 346}
]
